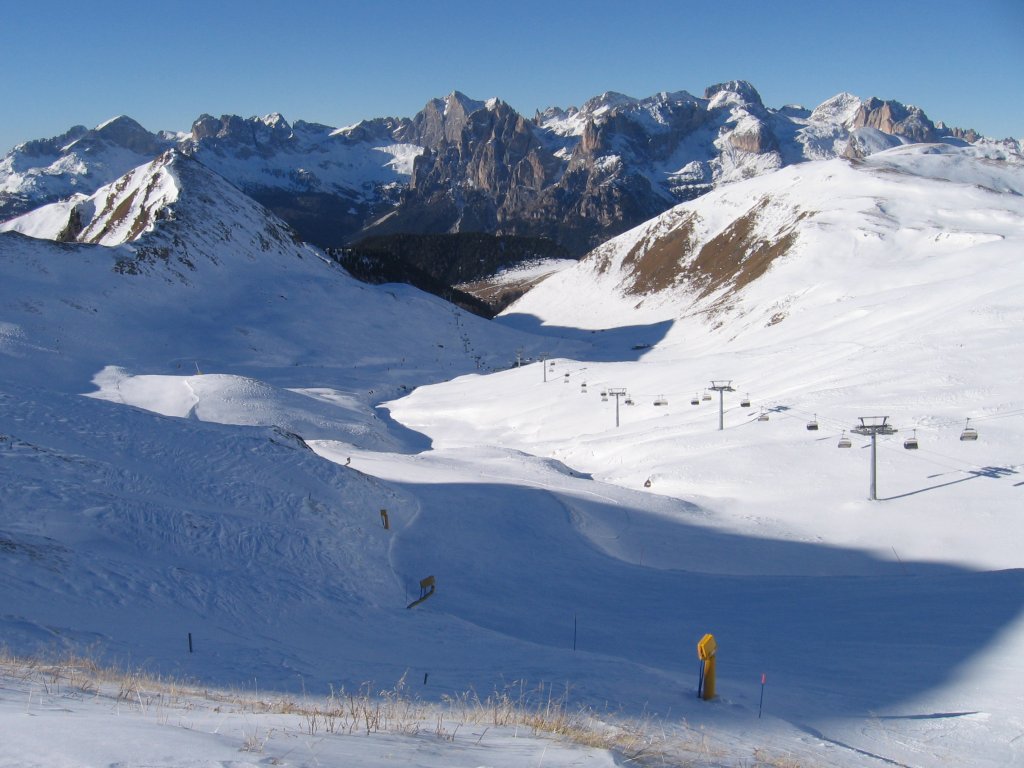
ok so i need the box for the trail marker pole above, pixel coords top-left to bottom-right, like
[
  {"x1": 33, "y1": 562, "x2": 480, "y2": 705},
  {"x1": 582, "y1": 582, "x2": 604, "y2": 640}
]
[
  {"x1": 758, "y1": 673, "x2": 766, "y2": 718},
  {"x1": 709, "y1": 380, "x2": 735, "y2": 431},
  {"x1": 573, "y1": 613, "x2": 577, "y2": 651},
  {"x1": 188, "y1": 632, "x2": 193, "y2": 653}
]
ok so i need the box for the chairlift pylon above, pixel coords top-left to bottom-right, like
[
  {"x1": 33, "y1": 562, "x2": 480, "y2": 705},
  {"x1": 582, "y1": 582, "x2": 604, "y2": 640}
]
[
  {"x1": 960, "y1": 418, "x2": 978, "y2": 441},
  {"x1": 904, "y1": 429, "x2": 919, "y2": 450}
]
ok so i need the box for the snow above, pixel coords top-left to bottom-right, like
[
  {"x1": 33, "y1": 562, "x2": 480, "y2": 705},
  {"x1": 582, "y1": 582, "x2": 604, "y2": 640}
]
[{"x1": 1, "y1": 142, "x2": 1023, "y2": 766}]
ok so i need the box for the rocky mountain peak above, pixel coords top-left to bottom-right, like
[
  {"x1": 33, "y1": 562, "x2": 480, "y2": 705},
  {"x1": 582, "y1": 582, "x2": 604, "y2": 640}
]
[
  {"x1": 810, "y1": 92, "x2": 863, "y2": 125},
  {"x1": 188, "y1": 113, "x2": 294, "y2": 147},
  {"x1": 580, "y1": 91, "x2": 639, "y2": 118},
  {"x1": 850, "y1": 97, "x2": 936, "y2": 143},
  {"x1": 704, "y1": 80, "x2": 765, "y2": 110},
  {"x1": 83, "y1": 116, "x2": 165, "y2": 155},
  {"x1": 399, "y1": 91, "x2": 490, "y2": 148}
]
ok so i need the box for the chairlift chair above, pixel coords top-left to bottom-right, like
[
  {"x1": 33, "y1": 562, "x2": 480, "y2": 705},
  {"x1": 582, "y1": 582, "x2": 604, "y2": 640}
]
[
  {"x1": 691, "y1": 394, "x2": 700, "y2": 405},
  {"x1": 740, "y1": 394, "x2": 751, "y2": 408},
  {"x1": 806, "y1": 415, "x2": 819, "y2": 431},
  {"x1": 757, "y1": 409, "x2": 770, "y2": 422},
  {"x1": 702, "y1": 391, "x2": 712, "y2": 402},
  {"x1": 601, "y1": 392, "x2": 608, "y2": 402},
  {"x1": 904, "y1": 429, "x2": 919, "y2": 450},
  {"x1": 654, "y1": 395, "x2": 668, "y2": 407},
  {"x1": 960, "y1": 418, "x2": 978, "y2": 441},
  {"x1": 624, "y1": 397, "x2": 634, "y2": 406},
  {"x1": 837, "y1": 431, "x2": 852, "y2": 448}
]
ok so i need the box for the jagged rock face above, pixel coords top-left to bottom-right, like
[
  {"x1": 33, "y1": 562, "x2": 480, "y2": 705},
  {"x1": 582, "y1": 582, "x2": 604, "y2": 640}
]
[
  {"x1": 187, "y1": 113, "x2": 295, "y2": 154},
  {"x1": 398, "y1": 92, "x2": 486, "y2": 147},
  {"x1": 851, "y1": 98, "x2": 936, "y2": 143}
]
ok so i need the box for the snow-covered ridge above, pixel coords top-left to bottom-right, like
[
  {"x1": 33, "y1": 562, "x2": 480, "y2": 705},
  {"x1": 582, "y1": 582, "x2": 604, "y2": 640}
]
[{"x1": 507, "y1": 142, "x2": 1024, "y2": 335}]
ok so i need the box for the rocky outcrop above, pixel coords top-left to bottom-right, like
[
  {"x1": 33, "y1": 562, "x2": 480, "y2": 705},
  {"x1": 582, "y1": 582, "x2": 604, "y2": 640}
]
[
  {"x1": 187, "y1": 113, "x2": 295, "y2": 153},
  {"x1": 850, "y1": 98, "x2": 937, "y2": 143}
]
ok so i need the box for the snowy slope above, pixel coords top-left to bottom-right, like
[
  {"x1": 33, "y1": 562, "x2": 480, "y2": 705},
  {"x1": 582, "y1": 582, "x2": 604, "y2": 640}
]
[
  {"x1": 0, "y1": 116, "x2": 172, "y2": 218},
  {"x1": 379, "y1": 142, "x2": 1024, "y2": 764},
  {"x1": 2, "y1": 142, "x2": 1024, "y2": 767}
]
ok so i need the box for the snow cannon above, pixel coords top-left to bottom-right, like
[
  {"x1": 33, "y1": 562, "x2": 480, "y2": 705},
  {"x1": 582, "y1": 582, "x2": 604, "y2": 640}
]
[{"x1": 697, "y1": 633, "x2": 717, "y2": 700}]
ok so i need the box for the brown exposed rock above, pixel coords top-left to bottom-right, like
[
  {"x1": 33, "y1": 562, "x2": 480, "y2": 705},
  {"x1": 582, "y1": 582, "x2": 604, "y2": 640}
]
[
  {"x1": 618, "y1": 199, "x2": 807, "y2": 318},
  {"x1": 728, "y1": 120, "x2": 778, "y2": 154},
  {"x1": 851, "y1": 98, "x2": 936, "y2": 143},
  {"x1": 622, "y1": 212, "x2": 698, "y2": 295}
]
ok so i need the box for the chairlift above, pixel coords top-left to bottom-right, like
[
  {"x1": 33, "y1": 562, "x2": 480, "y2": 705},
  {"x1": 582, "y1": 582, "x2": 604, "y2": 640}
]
[
  {"x1": 690, "y1": 394, "x2": 700, "y2": 405},
  {"x1": 740, "y1": 394, "x2": 751, "y2": 408},
  {"x1": 601, "y1": 392, "x2": 609, "y2": 402},
  {"x1": 757, "y1": 409, "x2": 770, "y2": 422},
  {"x1": 702, "y1": 391, "x2": 712, "y2": 402},
  {"x1": 806, "y1": 415, "x2": 819, "y2": 431},
  {"x1": 837, "y1": 431, "x2": 852, "y2": 448},
  {"x1": 549, "y1": 360, "x2": 556, "y2": 367},
  {"x1": 904, "y1": 429, "x2": 919, "y2": 450},
  {"x1": 654, "y1": 395, "x2": 668, "y2": 407},
  {"x1": 960, "y1": 418, "x2": 978, "y2": 442},
  {"x1": 564, "y1": 373, "x2": 570, "y2": 383},
  {"x1": 624, "y1": 395, "x2": 634, "y2": 406}
]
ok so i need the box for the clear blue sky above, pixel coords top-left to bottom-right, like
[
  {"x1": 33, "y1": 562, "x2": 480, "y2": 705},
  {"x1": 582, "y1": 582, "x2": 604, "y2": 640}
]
[{"x1": 2, "y1": 0, "x2": 1021, "y2": 153}]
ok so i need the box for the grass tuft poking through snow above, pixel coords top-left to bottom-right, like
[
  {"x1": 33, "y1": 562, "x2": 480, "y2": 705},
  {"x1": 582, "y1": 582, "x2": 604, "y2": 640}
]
[{"x1": 0, "y1": 649, "x2": 811, "y2": 767}]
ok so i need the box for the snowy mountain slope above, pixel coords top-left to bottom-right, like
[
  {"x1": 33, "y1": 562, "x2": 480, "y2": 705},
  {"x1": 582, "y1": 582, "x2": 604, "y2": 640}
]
[
  {"x1": 0, "y1": 150, "x2": 567, "y2": 392},
  {"x1": 2, "y1": 136, "x2": 1024, "y2": 766},
  {"x1": 366, "y1": 142, "x2": 1024, "y2": 763},
  {"x1": 0, "y1": 116, "x2": 173, "y2": 219}
]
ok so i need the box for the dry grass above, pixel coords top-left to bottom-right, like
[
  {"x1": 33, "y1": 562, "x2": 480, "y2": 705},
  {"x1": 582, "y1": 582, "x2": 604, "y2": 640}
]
[{"x1": 0, "y1": 649, "x2": 812, "y2": 767}]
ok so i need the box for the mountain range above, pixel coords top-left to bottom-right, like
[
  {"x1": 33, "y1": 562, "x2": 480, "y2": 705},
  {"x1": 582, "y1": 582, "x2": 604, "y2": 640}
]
[
  {"x1": 2, "y1": 74, "x2": 1024, "y2": 767},
  {"x1": 3, "y1": 80, "x2": 1018, "y2": 312}
]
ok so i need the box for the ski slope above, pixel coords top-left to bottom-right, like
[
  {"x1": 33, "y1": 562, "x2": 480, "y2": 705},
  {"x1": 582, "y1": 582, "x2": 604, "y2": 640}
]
[{"x1": 1, "y1": 142, "x2": 1023, "y2": 766}]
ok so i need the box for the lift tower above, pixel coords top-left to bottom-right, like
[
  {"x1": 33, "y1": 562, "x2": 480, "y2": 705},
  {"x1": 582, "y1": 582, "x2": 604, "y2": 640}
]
[
  {"x1": 709, "y1": 380, "x2": 735, "y2": 431},
  {"x1": 851, "y1": 416, "x2": 897, "y2": 501},
  {"x1": 607, "y1": 388, "x2": 627, "y2": 427}
]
